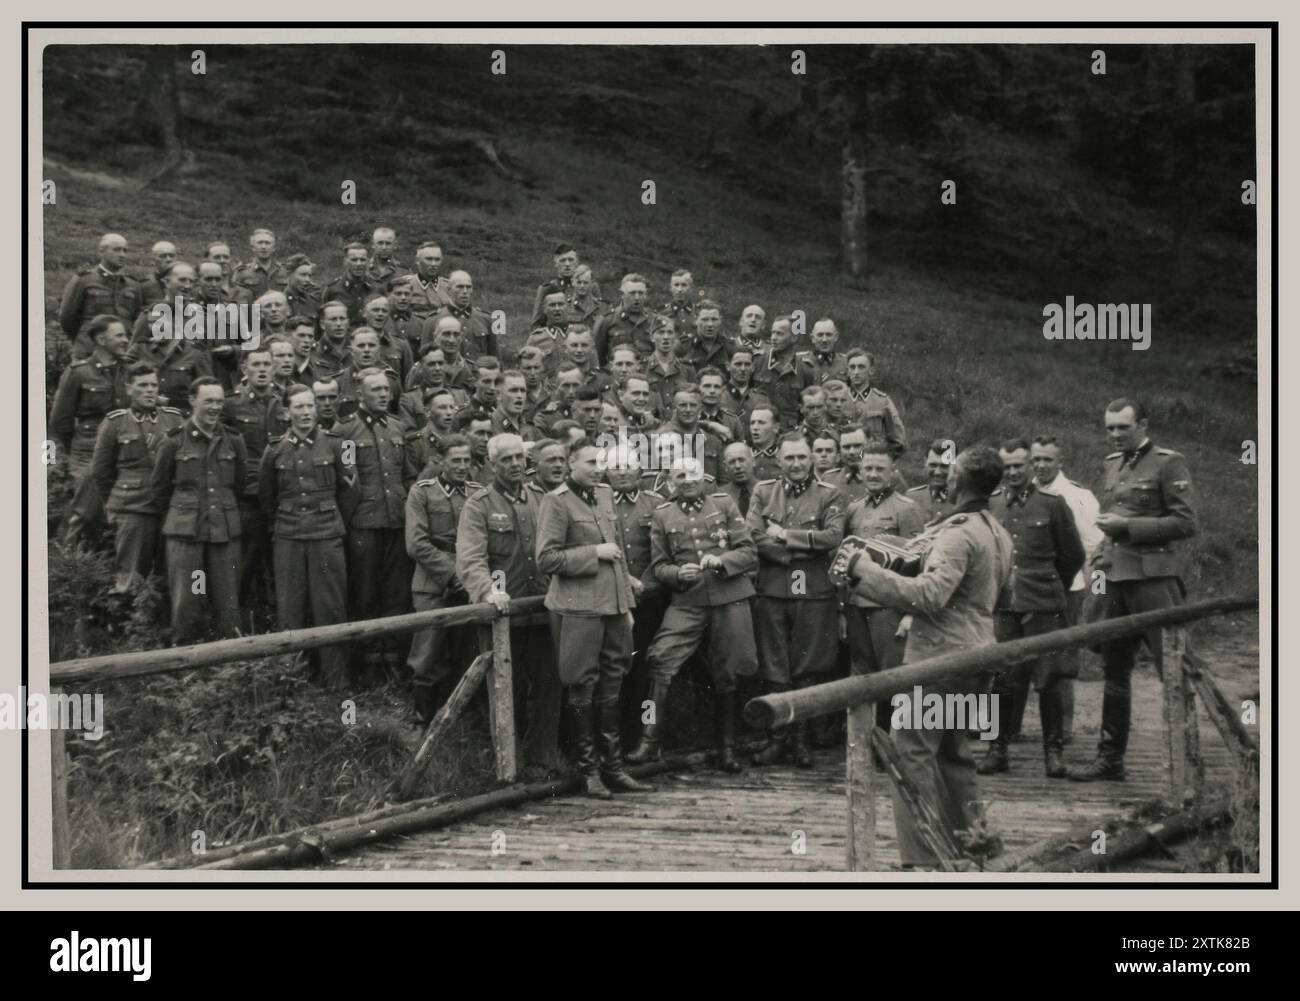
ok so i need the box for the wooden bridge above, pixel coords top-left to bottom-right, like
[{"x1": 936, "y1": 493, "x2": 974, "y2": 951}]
[{"x1": 49, "y1": 594, "x2": 1259, "y2": 874}]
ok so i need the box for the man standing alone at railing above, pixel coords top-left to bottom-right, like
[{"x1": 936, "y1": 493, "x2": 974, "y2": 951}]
[
  {"x1": 1068, "y1": 398, "x2": 1197, "y2": 782},
  {"x1": 842, "y1": 445, "x2": 1013, "y2": 870}
]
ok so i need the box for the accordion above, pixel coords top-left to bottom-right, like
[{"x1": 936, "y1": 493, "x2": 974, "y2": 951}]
[{"x1": 829, "y1": 533, "x2": 929, "y2": 584}]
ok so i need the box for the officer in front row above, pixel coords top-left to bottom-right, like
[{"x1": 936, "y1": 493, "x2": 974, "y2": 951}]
[
  {"x1": 842, "y1": 445, "x2": 1014, "y2": 869},
  {"x1": 259, "y1": 384, "x2": 358, "y2": 690},
  {"x1": 535, "y1": 440, "x2": 654, "y2": 799},
  {"x1": 457, "y1": 433, "x2": 561, "y2": 778},
  {"x1": 627, "y1": 456, "x2": 757, "y2": 773},
  {"x1": 150, "y1": 376, "x2": 250, "y2": 643},
  {"x1": 746, "y1": 434, "x2": 846, "y2": 768},
  {"x1": 91, "y1": 362, "x2": 185, "y2": 593},
  {"x1": 1070, "y1": 398, "x2": 1197, "y2": 782}
]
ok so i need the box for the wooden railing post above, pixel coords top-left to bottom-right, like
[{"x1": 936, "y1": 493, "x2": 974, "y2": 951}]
[
  {"x1": 1161, "y1": 626, "x2": 1202, "y2": 804},
  {"x1": 487, "y1": 615, "x2": 517, "y2": 783},
  {"x1": 51, "y1": 690, "x2": 70, "y2": 870},
  {"x1": 845, "y1": 702, "x2": 876, "y2": 871}
]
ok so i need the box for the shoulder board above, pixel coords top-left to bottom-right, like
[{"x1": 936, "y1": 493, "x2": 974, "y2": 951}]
[
  {"x1": 945, "y1": 514, "x2": 970, "y2": 527},
  {"x1": 816, "y1": 480, "x2": 838, "y2": 489},
  {"x1": 710, "y1": 491, "x2": 730, "y2": 498},
  {"x1": 1155, "y1": 447, "x2": 1180, "y2": 456},
  {"x1": 554, "y1": 483, "x2": 570, "y2": 494},
  {"x1": 906, "y1": 484, "x2": 926, "y2": 493},
  {"x1": 76, "y1": 263, "x2": 94, "y2": 275},
  {"x1": 469, "y1": 485, "x2": 491, "y2": 500},
  {"x1": 525, "y1": 482, "x2": 545, "y2": 493},
  {"x1": 69, "y1": 358, "x2": 90, "y2": 368},
  {"x1": 415, "y1": 478, "x2": 438, "y2": 488},
  {"x1": 1065, "y1": 477, "x2": 1085, "y2": 488},
  {"x1": 868, "y1": 387, "x2": 887, "y2": 397},
  {"x1": 321, "y1": 427, "x2": 341, "y2": 437},
  {"x1": 991, "y1": 487, "x2": 1004, "y2": 496},
  {"x1": 543, "y1": 401, "x2": 561, "y2": 412},
  {"x1": 704, "y1": 473, "x2": 716, "y2": 483},
  {"x1": 795, "y1": 350, "x2": 812, "y2": 358},
  {"x1": 268, "y1": 434, "x2": 286, "y2": 445},
  {"x1": 105, "y1": 408, "x2": 127, "y2": 419},
  {"x1": 594, "y1": 482, "x2": 612, "y2": 492},
  {"x1": 159, "y1": 406, "x2": 183, "y2": 416},
  {"x1": 755, "y1": 478, "x2": 778, "y2": 486},
  {"x1": 896, "y1": 493, "x2": 919, "y2": 506},
  {"x1": 465, "y1": 479, "x2": 483, "y2": 490},
  {"x1": 166, "y1": 424, "x2": 185, "y2": 436},
  {"x1": 1105, "y1": 451, "x2": 1123, "y2": 460},
  {"x1": 655, "y1": 500, "x2": 674, "y2": 509},
  {"x1": 644, "y1": 489, "x2": 663, "y2": 500}
]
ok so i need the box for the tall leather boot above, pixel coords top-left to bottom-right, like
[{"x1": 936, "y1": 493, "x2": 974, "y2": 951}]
[
  {"x1": 598, "y1": 699, "x2": 653, "y2": 792},
  {"x1": 714, "y1": 692, "x2": 742, "y2": 773},
  {"x1": 568, "y1": 702, "x2": 612, "y2": 799},
  {"x1": 1068, "y1": 684, "x2": 1128, "y2": 782},
  {"x1": 1040, "y1": 687, "x2": 1066, "y2": 778},
  {"x1": 626, "y1": 678, "x2": 671, "y2": 764},
  {"x1": 752, "y1": 683, "x2": 790, "y2": 766},
  {"x1": 1007, "y1": 670, "x2": 1031, "y2": 741},
  {"x1": 977, "y1": 688, "x2": 1011, "y2": 774}
]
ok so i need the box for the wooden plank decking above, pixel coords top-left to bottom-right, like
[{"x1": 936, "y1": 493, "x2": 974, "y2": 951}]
[{"x1": 333, "y1": 671, "x2": 1238, "y2": 873}]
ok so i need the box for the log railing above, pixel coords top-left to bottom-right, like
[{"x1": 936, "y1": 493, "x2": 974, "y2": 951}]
[
  {"x1": 45, "y1": 596, "x2": 548, "y2": 868},
  {"x1": 744, "y1": 595, "x2": 1259, "y2": 872}
]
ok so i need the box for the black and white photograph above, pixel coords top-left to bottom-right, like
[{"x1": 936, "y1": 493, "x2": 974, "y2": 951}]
[{"x1": 27, "y1": 22, "x2": 1271, "y2": 887}]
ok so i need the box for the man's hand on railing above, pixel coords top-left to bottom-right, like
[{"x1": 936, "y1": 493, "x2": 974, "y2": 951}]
[{"x1": 486, "y1": 590, "x2": 511, "y2": 613}]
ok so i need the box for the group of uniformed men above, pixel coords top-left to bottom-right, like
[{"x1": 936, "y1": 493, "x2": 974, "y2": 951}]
[{"x1": 48, "y1": 228, "x2": 1198, "y2": 808}]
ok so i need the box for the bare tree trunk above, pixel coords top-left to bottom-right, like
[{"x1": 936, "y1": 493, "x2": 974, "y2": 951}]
[
  {"x1": 840, "y1": 84, "x2": 869, "y2": 279},
  {"x1": 139, "y1": 47, "x2": 186, "y2": 188}
]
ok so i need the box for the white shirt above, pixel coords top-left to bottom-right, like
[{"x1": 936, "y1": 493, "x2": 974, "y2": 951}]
[{"x1": 1036, "y1": 470, "x2": 1102, "y2": 591}]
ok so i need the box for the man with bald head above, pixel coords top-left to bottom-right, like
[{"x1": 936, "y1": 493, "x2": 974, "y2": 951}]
[
  {"x1": 139, "y1": 240, "x2": 179, "y2": 308},
  {"x1": 435, "y1": 270, "x2": 498, "y2": 360},
  {"x1": 62, "y1": 233, "x2": 144, "y2": 358},
  {"x1": 736, "y1": 304, "x2": 768, "y2": 352}
]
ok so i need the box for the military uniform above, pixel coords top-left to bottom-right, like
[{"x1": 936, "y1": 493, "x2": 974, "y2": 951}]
[
  {"x1": 375, "y1": 330, "x2": 414, "y2": 386},
  {"x1": 405, "y1": 475, "x2": 478, "y2": 707},
  {"x1": 841, "y1": 489, "x2": 927, "y2": 728},
  {"x1": 573, "y1": 358, "x2": 617, "y2": 397},
  {"x1": 747, "y1": 477, "x2": 846, "y2": 684},
  {"x1": 536, "y1": 481, "x2": 644, "y2": 793},
  {"x1": 627, "y1": 491, "x2": 757, "y2": 768},
  {"x1": 593, "y1": 309, "x2": 655, "y2": 364},
  {"x1": 310, "y1": 337, "x2": 352, "y2": 382},
  {"x1": 490, "y1": 408, "x2": 541, "y2": 443},
  {"x1": 907, "y1": 483, "x2": 955, "y2": 525},
  {"x1": 321, "y1": 274, "x2": 382, "y2": 327},
  {"x1": 752, "y1": 348, "x2": 815, "y2": 430},
  {"x1": 150, "y1": 420, "x2": 250, "y2": 642},
  {"x1": 367, "y1": 256, "x2": 407, "y2": 288},
  {"x1": 644, "y1": 355, "x2": 696, "y2": 419},
  {"x1": 333, "y1": 365, "x2": 403, "y2": 421},
  {"x1": 221, "y1": 381, "x2": 290, "y2": 626},
  {"x1": 91, "y1": 405, "x2": 185, "y2": 591},
  {"x1": 566, "y1": 294, "x2": 607, "y2": 329},
  {"x1": 847, "y1": 500, "x2": 1013, "y2": 866},
  {"x1": 532, "y1": 395, "x2": 574, "y2": 436},
  {"x1": 336, "y1": 407, "x2": 418, "y2": 674},
  {"x1": 284, "y1": 284, "x2": 322, "y2": 321},
  {"x1": 409, "y1": 274, "x2": 453, "y2": 319},
  {"x1": 751, "y1": 442, "x2": 782, "y2": 483},
  {"x1": 50, "y1": 348, "x2": 129, "y2": 480},
  {"x1": 797, "y1": 422, "x2": 840, "y2": 449},
  {"x1": 138, "y1": 270, "x2": 169, "y2": 310},
  {"x1": 458, "y1": 479, "x2": 560, "y2": 767},
  {"x1": 1079, "y1": 441, "x2": 1196, "y2": 777},
  {"x1": 259, "y1": 426, "x2": 357, "y2": 688},
  {"x1": 524, "y1": 326, "x2": 567, "y2": 375},
  {"x1": 532, "y1": 275, "x2": 603, "y2": 328},
  {"x1": 820, "y1": 466, "x2": 869, "y2": 506},
  {"x1": 59, "y1": 264, "x2": 144, "y2": 358},
  {"x1": 398, "y1": 386, "x2": 469, "y2": 435},
  {"x1": 230, "y1": 259, "x2": 289, "y2": 304},
  {"x1": 847, "y1": 386, "x2": 907, "y2": 458},
  {"x1": 720, "y1": 381, "x2": 771, "y2": 428},
  {"x1": 983, "y1": 483, "x2": 1085, "y2": 774},
  {"x1": 698, "y1": 405, "x2": 744, "y2": 444},
  {"x1": 657, "y1": 300, "x2": 696, "y2": 341},
  {"x1": 718, "y1": 478, "x2": 756, "y2": 519},
  {"x1": 385, "y1": 310, "x2": 427, "y2": 360},
  {"x1": 808, "y1": 349, "x2": 849, "y2": 385},
  {"x1": 405, "y1": 357, "x2": 475, "y2": 394},
  {"x1": 138, "y1": 339, "x2": 213, "y2": 415},
  {"x1": 435, "y1": 304, "x2": 498, "y2": 361},
  {"x1": 680, "y1": 334, "x2": 737, "y2": 373},
  {"x1": 404, "y1": 423, "x2": 454, "y2": 477},
  {"x1": 611, "y1": 487, "x2": 667, "y2": 745},
  {"x1": 657, "y1": 420, "x2": 728, "y2": 484}
]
